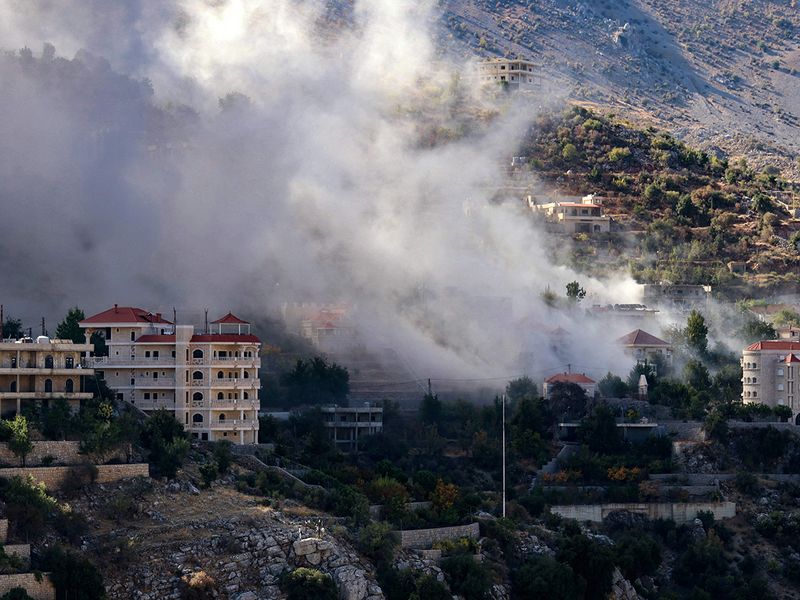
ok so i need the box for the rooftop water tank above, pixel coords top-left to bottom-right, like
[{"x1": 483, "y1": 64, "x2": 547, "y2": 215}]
[{"x1": 36, "y1": 335, "x2": 50, "y2": 344}]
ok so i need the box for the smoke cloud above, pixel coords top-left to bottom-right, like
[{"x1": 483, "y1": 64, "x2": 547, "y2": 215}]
[{"x1": 0, "y1": 0, "x2": 645, "y2": 386}]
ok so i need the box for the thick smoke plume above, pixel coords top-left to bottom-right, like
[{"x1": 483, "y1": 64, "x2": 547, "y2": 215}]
[{"x1": 0, "y1": 0, "x2": 642, "y2": 384}]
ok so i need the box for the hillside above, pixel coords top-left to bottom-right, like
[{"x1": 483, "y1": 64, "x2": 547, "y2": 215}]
[{"x1": 439, "y1": 0, "x2": 800, "y2": 177}]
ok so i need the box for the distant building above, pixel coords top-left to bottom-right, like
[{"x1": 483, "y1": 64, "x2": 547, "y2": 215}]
[
  {"x1": 642, "y1": 284, "x2": 711, "y2": 312},
  {"x1": 528, "y1": 195, "x2": 611, "y2": 234},
  {"x1": 80, "y1": 305, "x2": 261, "y2": 444},
  {"x1": 748, "y1": 303, "x2": 800, "y2": 323},
  {"x1": 475, "y1": 58, "x2": 537, "y2": 90},
  {"x1": 321, "y1": 405, "x2": 383, "y2": 452},
  {"x1": 300, "y1": 308, "x2": 355, "y2": 352},
  {"x1": 543, "y1": 372, "x2": 596, "y2": 398},
  {"x1": 590, "y1": 304, "x2": 659, "y2": 325},
  {"x1": 617, "y1": 329, "x2": 673, "y2": 367},
  {"x1": 741, "y1": 340, "x2": 800, "y2": 423},
  {"x1": 777, "y1": 326, "x2": 800, "y2": 341},
  {"x1": 0, "y1": 336, "x2": 95, "y2": 418}
]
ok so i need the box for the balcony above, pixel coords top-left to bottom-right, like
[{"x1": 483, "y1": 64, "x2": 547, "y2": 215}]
[
  {"x1": 188, "y1": 419, "x2": 258, "y2": 431},
  {"x1": 84, "y1": 356, "x2": 176, "y2": 368},
  {"x1": 209, "y1": 398, "x2": 259, "y2": 409},
  {"x1": 208, "y1": 379, "x2": 260, "y2": 390},
  {"x1": 135, "y1": 378, "x2": 176, "y2": 388},
  {"x1": 0, "y1": 392, "x2": 93, "y2": 400}
]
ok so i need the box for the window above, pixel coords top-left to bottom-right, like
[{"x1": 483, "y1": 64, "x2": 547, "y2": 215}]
[
  {"x1": 192, "y1": 371, "x2": 203, "y2": 380},
  {"x1": 217, "y1": 392, "x2": 224, "y2": 400},
  {"x1": 217, "y1": 371, "x2": 224, "y2": 379},
  {"x1": 193, "y1": 349, "x2": 203, "y2": 359},
  {"x1": 193, "y1": 392, "x2": 203, "y2": 401},
  {"x1": 153, "y1": 372, "x2": 158, "y2": 379},
  {"x1": 45, "y1": 355, "x2": 54, "y2": 369},
  {"x1": 45, "y1": 379, "x2": 53, "y2": 393},
  {"x1": 753, "y1": 378, "x2": 758, "y2": 384},
  {"x1": 778, "y1": 384, "x2": 785, "y2": 391},
  {"x1": 778, "y1": 368, "x2": 785, "y2": 376},
  {"x1": 144, "y1": 393, "x2": 151, "y2": 400},
  {"x1": 65, "y1": 379, "x2": 73, "y2": 393},
  {"x1": 244, "y1": 371, "x2": 249, "y2": 379},
  {"x1": 130, "y1": 331, "x2": 135, "y2": 341},
  {"x1": 219, "y1": 413, "x2": 226, "y2": 421},
  {"x1": 9, "y1": 382, "x2": 16, "y2": 392},
  {"x1": 243, "y1": 392, "x2": 249, "y2": 400},
  {"x1": 145, "y1": 351, "x2": 151, "y2": 358},
  {"x1": 192, "y1": 413, "x2": 203, "y2": 423},
  {"x1": 753, "y1": 391, "x2": 758, "y2": 398},
  {"x1": 153, "y1": 351, "x2": 159, "y2": 358},
  {"x1": 65, "y1": 357, "x2": 74, "y2": 369}
]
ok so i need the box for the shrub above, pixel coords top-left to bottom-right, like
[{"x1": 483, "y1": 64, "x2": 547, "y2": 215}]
[
  {"x1": 199, "y1": 461, "x2": 219, "y2": 488},
  {"x1": 415, "y1": 574, "x2": 450, "y2": 600},
  {"x1": 39, "y1": 545, "x2": 105, "y2": 600},
  {"x1": 513, "y1": 556, "x2": 585, "y2": 600},
  {"x1": 440, "y1": 553, "x2": 493, "y2": 600},
  {"x1": 613, "y1": 533, "x2": 662, "y2": 580},
  {"x1": 358, "y1": 522, "x2": 399, "y2": 566},
  {"x1": 179, "y1": 570, "x2": 217, "y2": 600},
  {"x1": 212, "y1": 440, "x2": 233, "y2": 474},
  {"x1": 735, "y1": 472, "x2": 760, "y2": 496},
  {"x1": 283, "y1": 568, "x2": 337, "y2": 600},
  {"x1": 0, "y1": 476, "x2": 59, "y2": 539},
  {"x1": 556, "y1": 535, "x2": 615, "y2": 600},
  {"x1": 0, "y1": 589, "x2": 35, "y2": 600}
]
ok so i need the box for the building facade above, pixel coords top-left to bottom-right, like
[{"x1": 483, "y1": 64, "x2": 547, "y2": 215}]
[
  {"x1": 741, "y1": 340, "x2": 800, "y2": 422},
  {"x1": 528, "y1": 195, "x2": 611, "y2": 234},
  {"x1": 0, "y1": 336, "x2": 95, "y2": 418},
  {"x1": 543, "y1": 373, "x2": 596, "y2": 399},
  {"x1": 80, "y1": 306, "x2": 261, "y2": 444},
  {"x1": 475, "y1": 58, "x2": 537, "y2": 90},
  {"x1": 617, "y1": 329, "x2": 673, "y2": 368},
  {"x1": 321, "y1": 405, "x2": 383, "y2": 453},
  {"x1": 642, "y1": 284, "x2": 711, "y2": 312}
]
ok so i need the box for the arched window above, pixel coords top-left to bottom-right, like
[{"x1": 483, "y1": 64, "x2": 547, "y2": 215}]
[
  {"x1": 193, "y1": 392, "x2": 203, "y2": 401},
  {"x1": 243, "y1": 371, "x2": 249, "y2": 379},
  {"x1": 9, "y1": 382, "x2": 16, "y2": 392},
  {"x1": 217, "y1": 392, "x2": 224, "y2": 400},
  {"x1": 193, "y1": 349, "x2": 204, "y2": 359},
  {"x1": 243, "y1": 392, "x2": 249, "y2": 400},
  {"x1": 217, "y1": 371, "x2": 224, "y2": 379},
  {"x1": 65, "y1": 357, "x2": 74, "y2": 369},
  {"x1": 219, "y1": 413, "x2": 226, "y2": 421},
  {"x1": 65, "y1": 379, "x2": 74, "y2": 393},
  {"x1": 192, "y1": 371, "x2": 203, "y2": 380},
  {"x1": 192, "y1": 413, "x2": 203, "y2": 423},
  {"x1": 45, "y1": 355, "x2": 54, "y2": 369},
  {"x1": 45, "y1": 379, "x2": 53, "y2": 393}
]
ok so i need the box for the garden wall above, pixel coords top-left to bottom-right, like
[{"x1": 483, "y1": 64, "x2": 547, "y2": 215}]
[
  {"x1": 396, "y1": 523, "x2": 480, "y2": 549},
  {"x1": 0, "y1": 463, "x2": 149, "y2": 489},
  {"x1": 551, "y1": 501, "x2": 736, "y2": 524},
  {"x1": 0, "y1": 441, "x2": 82, "y2": 467},
  {"x1": 0, "y1": 573, "x2": 54, "y2": 600},
  {"x1": 0, "y1": 520, "x2": 7, "y2": 543}
]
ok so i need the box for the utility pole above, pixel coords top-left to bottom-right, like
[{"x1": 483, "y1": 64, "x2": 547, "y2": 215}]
[
  {"x1": 41, "y1": 317, "x2": 46, "y2": 336},
  {"x1": 172, "y1": 306, "x2": 177, "y2": 324},
  {"x1": 502, "y1": 393, "x2": 507, "y2": 519},
  {"x1": 204, "y1": 308, "x2": 209, "y2": 334},
  {"x1": 0, "y1": 304, "x2": 4, "y2": 340}
]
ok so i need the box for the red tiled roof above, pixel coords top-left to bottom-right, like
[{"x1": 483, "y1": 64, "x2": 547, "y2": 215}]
[
  {"x1": 135, "y1": 334, "x2": 176, "y2": 343},
  {"x1": 545, "y1": 372, "x2": 595, "y2": 385},
  {"x1": 211, "y1": 312, "x2": 250, "y2": 325},
  {"x1": 785, "y1": 354, "x2": 800, "y2": 363},
  {"x1": 80, "y1": 306, "x2": 172, "y2": 325},
  {"x1": 190, "y1": 334, "x2": 261, "y2": 344},
  {"x1": 745, "y1": 341, "x2": 800, "y2": 351},
  {"x1": 617, "y1": 329, "x2": 670, "y2": 347}
]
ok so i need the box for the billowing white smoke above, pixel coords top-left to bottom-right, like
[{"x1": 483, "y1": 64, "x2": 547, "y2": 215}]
[{"x1": 0, "y1": 0, "x2": 639, "y2": 384}]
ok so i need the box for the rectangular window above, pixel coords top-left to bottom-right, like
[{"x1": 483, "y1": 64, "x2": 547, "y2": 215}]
[
  {"x1": 778, "y1": 368, "x2": 785, "y2": 376},
  {"x1": 778, "y1": 384, "x2": 785, "y2": 391},
  {"x1": 144, "y1": 393, "x2": 151, "y2": 400}
]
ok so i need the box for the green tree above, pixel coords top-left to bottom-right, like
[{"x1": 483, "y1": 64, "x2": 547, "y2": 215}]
[
  {"x1": 212, "y1": 439, "x2": 233, "y2": 473},
  {"x1": 513, "y1": 556, "x2": 585, "y2": 600},
  {"x1": 505, "y1": 377, "x2": 538, "y2": 402},
  {"x1": 281, "y1": 357, "x2": 349, "y2": 405},
  {"x1": 547, "y1": 381, "x2": 588, "y2": 420},
  {"x1": 684, "y1": 359, "x2": 711, "y2": 393},
  {"x1": 565, "y1": 281, "x2": 586, "y2": 302},
  {"x1": 40, "y1": 398, "x2": 74, "y2": 440},
  {"x1": 55, "y1": 307, "x2": 85, "y2": 343},
  {"x1": 556, "y1": 535, "x2": 615, "y2": 600},
  {"x1": 141, "y1": 409, "x2": 189, "y2": 478},
  {"x1": 774, "y1": 404, "x2": 792, "y2": 422},
  {"x1": 7, "y1": 415, "x2": 33, "y2": 467},
  {"x1": 40, "y1": 545, "x2": 106, "y2": 600},
  {"x1": 511, "y1": 396, "x2": 552, "y2": 460},
  {"x1": 440, "y1": 553, "x2": 493, "y2": 600},
  {"x1": 1, "y1": 319, "x2": 22, "y2": 340},
  {"x1": 686, "y1": 310, "x2": 709, "y2": 355},
  {"x1": 358, "y1": 522, "x2": 399, "y2": 566},
  {"x1": 740, "y1": 319, "x2": 776, "y2": 344},
  {"x1": 562, "y1": 143, "x2": 579, "y2": 162},
  {"x1": 579, "y1": 403, "x2": 624, "y2": 454},
  {"x1": 613, "y1": 533, "x2": 662, "y2": 580},
  {"x1": 0, "y1": 589, "x2": 35, "y2": 600},
  {"x1": 419, "y1": 393, "x2": 443, "y2": 429},
  {"x1": 597, "y1": 372, "x2": 628, "y2": 398},
  {"x1": 283, "y1": 568, "x2": 337, "y2": 600}
]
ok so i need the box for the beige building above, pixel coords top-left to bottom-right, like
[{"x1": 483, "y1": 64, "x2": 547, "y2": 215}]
[
  {"x1": 80, "y1": 306, "x2": 261, "y2": 444},
  {"x1": 321, "y1": 405, "x2": 383, "y2": 453},
  {"x1": 741, "y1": 340, "x2": 800, "y2": 423},
  {"x1": 543, "y1": 373, "x2": 596, "y2": 399},
  {"x1": 529, "y1": 195, "x2": 611, "y2": 234},
  {"x1": 0, "y1": 336, "x2": 95, "y2": 418},
  {"x1": 617, "y1": 329, "x2": 673, "y2": 368},
  {"x1": 642, "y1": 284, "x2": 711, "y2": 312},
  {"x1": 475, "y1": 58, "x2": 537, "y2": 89}
]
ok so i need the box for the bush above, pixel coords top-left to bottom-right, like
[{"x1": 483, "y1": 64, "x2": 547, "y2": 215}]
[
  {"x1": 212, "y1": 440, "x2": 233, "y2": 474},
  {"x1": 0, "y1": 476, "x2": 59, "y2": 539},
  {"x1": 283, "y1": 568, "x2": 337, "y2": 600},
  {"x1": 0, "y1": 589, "x2": 35, "y2": 600},
  {"x1": 179, "y1": 570, "x2": 216, "y2": 600},
  {"x1": 358, "y1": 522, "x2": 399, "y2": 566},
  {"x1": 556, "y1": 535, "x2": 615, "y2": 600},
  {"x1": 513, "y1": 556, "x2": 585, "y2": 600},
  {"x1": 39, "y1": 545, "x2": 105, "y2": 600},
  {"x1": 735, "y1": 472, "x2": 760, "y2": 496},
  {"x1": 440, "y1": 554, "x2": 493, "y2": 600},
  {"x1": 613, "y1": 533, "x2": 662, "y2": 580},
  {"x1": 199, "y1": 461, "x2": 219, "y2": 488}
]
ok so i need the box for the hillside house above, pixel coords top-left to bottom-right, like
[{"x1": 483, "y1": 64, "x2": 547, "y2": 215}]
[
  {"x1": 528, "y1": 194, "x2": 611, "y2": 234},
  {"x1": 543, "y1": 372, "x2": 596, "y2": 399},
  {"x1": 617, "y1": 329, "x2": 673, "y2": 368}
]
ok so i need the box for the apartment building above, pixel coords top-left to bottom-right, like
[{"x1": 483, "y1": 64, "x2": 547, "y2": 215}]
[
  {"x1": 528, "y1": 195, "x2": 611, "y2": 234},
  {"x1": 475, "y1": 58, "x2": 537, "y2": 90},
  {"x1": 642, "y1": 284, "x2": 711, "y2": 312},
  {"x1": 0, "y1": 336, "x2": 95, "y2": 418},
  {"x1": 320, "y1": 405, "x2": 383, "y2": 453},
  {"x1": 617, "y1": 329, "x2": 673, "y2": 368},
  {"x1": 80, "y1": 306, "x2": 261, "y2": 444},
  {"x1": 741, "y1": 340, "x2": 800, "y2": 423}
]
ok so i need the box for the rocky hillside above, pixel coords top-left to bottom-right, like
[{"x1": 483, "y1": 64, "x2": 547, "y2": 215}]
[{"x1": 439, "y1": 0, "x2": 800, "y2": 176}]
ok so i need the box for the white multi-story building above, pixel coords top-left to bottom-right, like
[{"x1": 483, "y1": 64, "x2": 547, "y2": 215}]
[
  {"x1": 742, "y1": 340, "x2": 800, "y2": 423},
  {"x1": 528, "y1": 195, "x2": 611, "y2": 234},
  {"x1": 475, "y1": 58, "x2": 537, "y2": 90},
  {"x1": 0, "y1": 336, "x2": 94, "y2": 418},
  {"x1": 80, "y1": 306, "x2": 261, "y2": 444}
]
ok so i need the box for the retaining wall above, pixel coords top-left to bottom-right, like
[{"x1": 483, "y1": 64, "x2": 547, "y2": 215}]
[
  {"x1": 0, "y1": 520, "x2": 7, "y2": 544},
  {"x1": 551, "y1": 501, "x2": 736, "y2": 524},
  {"x1": 0, "y1": 463, "x2": 149, "y2": 489},
  {"x1": 4, "y1": 544, "x2": 30, "y2": 567},
  {"x1": 396, "y1": 523, "x2": 480, "y2": 549},
  {"x1": 370, "y1": 501, "x2": 432, "y2": 520},
  {"x1": 0, "y1": 573, "x2": 54, "y2": 600},
  {"x1": 0, "y1": 441, "x2": 83, "y2": 467}
]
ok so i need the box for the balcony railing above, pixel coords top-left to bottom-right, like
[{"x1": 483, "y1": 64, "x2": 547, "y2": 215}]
[
  {"x1": 188, "y1": 419, "x2": 258, "y2": 430},
  {"x1": 85, "y1": 356, "x2": 176, "y2": 367},
  {"x1": 135, "y1": 378, "x2": 176, "y2": 388}
]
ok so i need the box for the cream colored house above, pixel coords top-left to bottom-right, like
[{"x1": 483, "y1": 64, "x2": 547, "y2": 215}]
[
  {"x1": 0, "y1": 336, "x2": 94, "y2": 417},
  {"x1": 543, "y1": 372, "x2": 596, "y2": 398},
  {"x1": 742, "y1": 340, "x2": 800, "y2": 423},
  {"x1": 529, "y1": 195, "x2": 611, "y2": 234},
  {"x1": 617, "y1": 329, "x2": 673, "y2": 368},
  {"x1": 475, "y1": 58, "x2": 537, "y2": 89},
  {"x1": 81, "y1": 306, "x2": 261, "y2": 444}
]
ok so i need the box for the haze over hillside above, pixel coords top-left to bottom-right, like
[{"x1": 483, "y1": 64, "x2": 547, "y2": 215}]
[{"x1": 439, "y1": 0, "x2": 800, "y2": 175}]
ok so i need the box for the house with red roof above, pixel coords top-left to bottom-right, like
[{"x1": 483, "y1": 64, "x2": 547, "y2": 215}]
[
  {"x1": 741, "y1": 340, "x2": 800, "y2": 424},
  {"x1": 543, "y1": 372, "x2": 596, "y2": 399},
  {"x1": 617, "y1": 329, "x2": 673, "y2": 367},
  {"x1": 80, "y1": 306, "x2": 262, "y2": 444}
]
